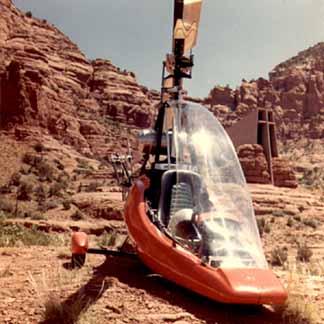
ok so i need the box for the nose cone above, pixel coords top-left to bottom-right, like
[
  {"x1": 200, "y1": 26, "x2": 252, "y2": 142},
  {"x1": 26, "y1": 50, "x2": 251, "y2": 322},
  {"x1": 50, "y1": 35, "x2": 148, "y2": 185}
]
[
  {"x1": 71, "y1": 232, "x2": 89, "y2": 254},
  {"x1": 219, "y1": 268, "x2": 288, "y2": 305}
]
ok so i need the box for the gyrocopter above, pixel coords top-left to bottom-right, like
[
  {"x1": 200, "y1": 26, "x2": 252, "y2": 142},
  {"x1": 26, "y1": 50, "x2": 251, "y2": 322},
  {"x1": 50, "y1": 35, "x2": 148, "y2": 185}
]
[{"x1": 71, "y1": 0, "x2": 288, "y2": 305}]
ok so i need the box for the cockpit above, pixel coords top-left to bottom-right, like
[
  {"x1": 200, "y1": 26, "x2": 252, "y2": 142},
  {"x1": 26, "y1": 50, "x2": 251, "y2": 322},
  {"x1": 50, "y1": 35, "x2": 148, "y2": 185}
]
[{"x1": 139, "y1": 101, "x2": 267, "y2": 269}]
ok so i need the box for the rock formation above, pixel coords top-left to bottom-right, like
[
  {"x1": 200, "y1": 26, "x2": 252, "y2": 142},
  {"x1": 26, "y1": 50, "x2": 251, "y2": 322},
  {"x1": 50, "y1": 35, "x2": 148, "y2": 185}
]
[
  {"x1": 205, "y1": 43, "x2": 324, "y2": 188},
  {"x1": 237, "y1": 144, "x2": 271, "y2": 184},
  {"x1": 0, "y1": 0, "x2": 158, "y2": 161},
  {"x1": 0, "y1": 0, "x2": 322, "y2": 190}
]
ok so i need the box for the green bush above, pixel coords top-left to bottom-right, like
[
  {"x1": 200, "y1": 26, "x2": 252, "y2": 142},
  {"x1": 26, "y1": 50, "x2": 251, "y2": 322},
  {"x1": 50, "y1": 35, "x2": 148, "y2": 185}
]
[
  {"x1": 302, "y1": 218, "x2": 318, "y2": 229},
  {"x1": 36, "y1": 162, "x2": 54, "y2": 182},
  {"x1": 293, "y1": 215, "x2": 302, "y2": 222},
  {"x1": 33, "y1": 143, "x2": 45, "y2": 153},
  {"x1": 10, "y1": 172, "x2": 21, "y2": 186},
  {"x1": 71, "y1": 210, "x2": 84, "y2": 221},
  {"x1": 272, "y1": 210, "x2": 285, "y2": 217},
  {"x1": 287, "y1": 217, "x2": 294, "y2": 227},
  {"x1": 17, "y1": 181, "x2": 34, "y2": 200},
  {"x1": 0, "y1": 185, "x2": 11, "y2": 194},
  {"x1": 0, "y1": 223, "x2": 57, "y2": 247},
  {"x1": 35, "y1": 185, "x2": 47, "y2": 203},
  {"x1": 31, "y1": 212, "x2": 47, "y2": 221},
  {"x1": 57, "y1": 172, "x2": 69, "y2": 187},
  {"x1": 85, "y1": 182, "x2": 99, "y2": 192},
  {"x1": 20, "y1": 165, "x2": 30, "y2": 175},
  {"x1": 0, "y1": 198, "x2": 14, "y2": 214},
  {"x1": 76, "y1": 158, "x2": 90, "y2": 170},
  {"x1": 49, "y1": 182, "x2": 64, "y2": 197},
  {"x1": 62, "y1": 200, "x2": 71, "y2": 210},
  {"x1": 271, "y1": 247, "x2": 288, "y2": 266},
  {"x1": 54, "y1": 159, "x2": 65, "y2": 171},
  {"x1": 97, "y1": 231, "x2": 118, "y2": 247},
  {"x1": 39, "y1": 200, "x2": 59, "y2": 212},
  {"x1": 22, "y1": 153, "x2": 37, "y2": 166},
  {"x1": 297, "y1": 244, "x2": 313, "y2": 263}
]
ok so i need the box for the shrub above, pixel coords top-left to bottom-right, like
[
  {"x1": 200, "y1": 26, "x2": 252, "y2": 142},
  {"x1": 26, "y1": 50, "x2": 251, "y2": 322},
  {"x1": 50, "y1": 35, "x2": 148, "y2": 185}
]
[
  {"x1": 302, "y1": 218, "x2": 318, "y2": 229},
  {"x1": 76, "y1": 158, "x2": 90, "y2": 169},
  {"x1": 17, "y1": 181, "x2": 34, "y2": 200},
  {"x1": 35, "y1": 185, "x2": 47, "y2": 203},
  {"x1": 0, "y1": 224, "x2": 58, "y2": 247},
  {"x1": 25, "y1": 11, "x2": 33, "y2": 18},
  {"x1": 71, "y1": 210, "x2": 84, "y2": 221},
  {"x1": 49, "y1": 182, "x2": 64, "y2": 197},
  {"x1": 297, "y1": 244, "x2": 313, "y2": 263},
  {"x1": 272, "y1": 210, "x2": 285, "y2": 217},
  {"x1": 10, "y1": 172, "x2": 21, "y2": 186},
  {"x1": 278, "y1": 293, "x2": 318, "y2": 324},
  {"x1": 85, "y1": 182, "x2": 99, "y2": 192},
  {"x1": 0, "y1": 198, "x2": 14, "y2": 214},
  {"x1": 31, "y1": 212, "x2": 47, "y2": 221},
  {"x1": 270, "y1": 247, "x2": 288, "y2": 266},
  {"x1": 20, "y1": 165, "x2": 30, "y2": 175},
  {"x1": 287, "y1": 217, "x2": 294, "y2": 227},
  {"x1": 21, "y1": 210, "x2": 31, "y2": 218},
  {"x1": 298, "y1": 206, "x2": 305, "y2": 213},
  {"x1": 57, "y1": 172, "x2": 69, "y2": 187},
  {"x1": 0, "y1": 185, "x2": 11, "y2": 194},
  {"x1": 97, "y1": 231, "x2": 118, "y2": 247},
  {"x1": 293, "y1": 215, "x2": 302, "y2": 222},
  {"x1": 40, "y1": 200, "x2": 59, "y2": 212},
  {"x1": 55, "y1": 160, "x2": 65, "y2": 171},
  {"x1": 33, "y1": 143, "x2": 45, "y2": 153},
  {"x1": 37, "y1": 162, "x2": 54, "y2": 182},
  {"x1": 22, "y1": 153, "x2": 35, "y2": 165},
  {"x1": 62, "y1": 200, "x2": 71, "y2": 210}
]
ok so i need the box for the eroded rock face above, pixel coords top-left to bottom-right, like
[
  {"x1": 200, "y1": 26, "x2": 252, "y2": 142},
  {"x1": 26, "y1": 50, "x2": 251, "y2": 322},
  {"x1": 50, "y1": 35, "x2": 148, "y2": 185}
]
[
  {"x1": 0, "y1": 1, "x2": 158, "y2": 159},
  {"x1": 1, "y1": 0, "x2": 322, "y2": 190},
  {"x1": 207, "y1": 42, "x2": 324, "y2": 144},
  {"x1": 237, "y1": 144, "x2": 271, "y2": 184},
  {"x1": 90, "y1": 59, "x2": 157, "y2": 128},
  {"x1": 272, "y1": 157, "x2": 298, "y2": 189},
  {"x1": 269, "y1": 42, "x2": 324, "y2": 141},
  {"x1": 206, "y1": 43, "x2": 324, "y2": 188}
]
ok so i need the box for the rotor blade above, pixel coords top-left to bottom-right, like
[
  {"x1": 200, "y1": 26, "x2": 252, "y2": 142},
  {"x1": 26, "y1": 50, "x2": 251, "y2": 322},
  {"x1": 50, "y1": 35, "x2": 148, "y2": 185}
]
[{"x1": 173, "y1": 0, "x2": 203, "y2": 54}]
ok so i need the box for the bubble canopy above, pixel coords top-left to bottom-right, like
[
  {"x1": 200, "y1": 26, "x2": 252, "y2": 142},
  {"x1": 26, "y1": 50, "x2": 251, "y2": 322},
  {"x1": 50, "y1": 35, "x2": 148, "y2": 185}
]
[{"x1": 168, "y1": 101, "x2": 267, "y2": 269}]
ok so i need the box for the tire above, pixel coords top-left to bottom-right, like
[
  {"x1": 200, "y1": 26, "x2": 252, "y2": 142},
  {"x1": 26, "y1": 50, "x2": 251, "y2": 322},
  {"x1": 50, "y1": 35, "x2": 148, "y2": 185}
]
[{"x1": 71, "y1": 253, "x2": 86, "y2": 269}]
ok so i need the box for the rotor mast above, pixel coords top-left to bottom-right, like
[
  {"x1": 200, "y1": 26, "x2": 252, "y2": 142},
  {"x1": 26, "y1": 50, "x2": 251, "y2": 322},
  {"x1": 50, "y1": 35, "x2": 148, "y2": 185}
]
[
  {"x1": 173, "y1": 0, "x2": 185, "y2": 91},
  {"x1": 154, "y1": 0, "x2": 202, "y2": 164}
]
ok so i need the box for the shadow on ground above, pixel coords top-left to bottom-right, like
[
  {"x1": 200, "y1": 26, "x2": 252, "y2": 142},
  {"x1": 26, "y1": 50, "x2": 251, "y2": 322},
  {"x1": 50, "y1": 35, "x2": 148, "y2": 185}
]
[{"x1": 41, "y1": 256, "x2": 286, "y2": 324}]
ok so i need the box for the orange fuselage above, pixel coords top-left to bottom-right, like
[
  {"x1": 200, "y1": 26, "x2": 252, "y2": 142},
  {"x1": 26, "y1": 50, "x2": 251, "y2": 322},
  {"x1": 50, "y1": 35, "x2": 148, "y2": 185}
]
[{"x1": 124, "y1": 180, "x2": 287, "y2": 305}]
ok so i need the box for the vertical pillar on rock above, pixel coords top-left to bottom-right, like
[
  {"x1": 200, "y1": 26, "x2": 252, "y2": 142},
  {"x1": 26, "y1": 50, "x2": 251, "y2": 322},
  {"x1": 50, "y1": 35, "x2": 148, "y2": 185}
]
[{"x1": 257, "y1": 107, "x2": 278, "y2": 184}]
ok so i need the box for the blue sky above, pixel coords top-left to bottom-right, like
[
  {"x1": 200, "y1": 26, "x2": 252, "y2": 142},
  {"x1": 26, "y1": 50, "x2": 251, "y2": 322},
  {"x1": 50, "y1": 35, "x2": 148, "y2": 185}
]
[{"x1": 13, "y1": 0, "x2": 324, "y2": 97}]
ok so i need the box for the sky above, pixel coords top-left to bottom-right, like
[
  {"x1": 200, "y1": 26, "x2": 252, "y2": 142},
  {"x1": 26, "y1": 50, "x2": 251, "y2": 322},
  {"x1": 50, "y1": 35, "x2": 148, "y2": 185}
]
[{"x1": 13, "y1": 0, "x2": 324, "y2": 98}]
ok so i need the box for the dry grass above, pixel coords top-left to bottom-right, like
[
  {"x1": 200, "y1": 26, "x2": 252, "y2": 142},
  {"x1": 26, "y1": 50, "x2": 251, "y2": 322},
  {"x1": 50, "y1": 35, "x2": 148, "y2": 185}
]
[
  {"x1": 0, "y1": 263, "x2": 12, "y2": 278},
  {"x1": 29, "y1": 261, "x2": 104, "y2": 324},
  {"x1": 29, "y1": 249, "x2": 107, "y2": 324},
  {"x1": 275, "y1": 260, "x2": 321, "y2": 324}
]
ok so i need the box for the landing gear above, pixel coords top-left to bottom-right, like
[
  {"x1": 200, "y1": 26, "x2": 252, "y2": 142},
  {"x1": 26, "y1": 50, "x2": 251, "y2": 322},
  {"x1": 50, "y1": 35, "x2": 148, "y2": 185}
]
[{"x1": 71, "y1": 253, "x2": 86, "y2": 269}]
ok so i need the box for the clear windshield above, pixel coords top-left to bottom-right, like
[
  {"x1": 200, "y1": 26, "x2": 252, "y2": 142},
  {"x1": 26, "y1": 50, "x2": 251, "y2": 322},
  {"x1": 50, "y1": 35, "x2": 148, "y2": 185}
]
[{"x1": 170, "y1": 101, "x2": 267, "y2": 269}]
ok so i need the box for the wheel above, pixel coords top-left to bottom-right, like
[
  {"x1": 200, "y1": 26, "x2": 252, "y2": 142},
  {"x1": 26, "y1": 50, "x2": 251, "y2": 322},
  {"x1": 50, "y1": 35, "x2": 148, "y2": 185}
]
[{"x1": 71, "y1": 253, "x2": 86, "y2": 269}]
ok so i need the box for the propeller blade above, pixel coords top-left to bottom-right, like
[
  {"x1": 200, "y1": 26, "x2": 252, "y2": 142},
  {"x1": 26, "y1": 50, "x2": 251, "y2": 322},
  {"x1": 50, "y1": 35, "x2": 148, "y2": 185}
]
[{"x1": 173, "y1": 0, "x2": 203, "y2": 54}]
